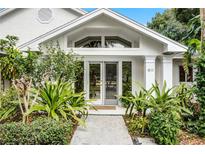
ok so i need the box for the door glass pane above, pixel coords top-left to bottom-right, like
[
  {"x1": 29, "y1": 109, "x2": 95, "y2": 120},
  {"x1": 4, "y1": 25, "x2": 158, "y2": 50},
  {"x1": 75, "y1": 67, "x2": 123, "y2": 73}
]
[
  {"x1": 89, "y1": 64, "x2": 101, "y2": 99},
  {"x1": 122, "y1": 62, "x2": 132, "y2": 96},
  {"x1": 105, "y1": 63, "x2": 117, "y2": 99},
  {"x1": 75, "y1": 61, "x2": 84, "y2": 93}
]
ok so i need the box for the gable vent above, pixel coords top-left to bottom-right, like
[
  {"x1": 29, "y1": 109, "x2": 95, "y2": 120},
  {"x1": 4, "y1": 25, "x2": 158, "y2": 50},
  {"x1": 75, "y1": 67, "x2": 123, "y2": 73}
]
[{"x1": 37, "y1": 8, "x2": 53, "y2": 23}]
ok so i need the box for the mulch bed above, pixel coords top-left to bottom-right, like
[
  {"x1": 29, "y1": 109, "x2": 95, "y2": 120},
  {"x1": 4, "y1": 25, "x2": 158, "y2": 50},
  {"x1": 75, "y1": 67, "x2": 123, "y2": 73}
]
[{"x1": 179, "y1": 131, "x2": 205, "y2": 145}]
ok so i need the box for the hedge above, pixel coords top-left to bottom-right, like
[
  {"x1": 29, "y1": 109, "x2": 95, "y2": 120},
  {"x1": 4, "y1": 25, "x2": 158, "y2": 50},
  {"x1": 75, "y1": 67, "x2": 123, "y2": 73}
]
[{"x1": 0, "y1": 117, "x2": 73, "y2": 145}]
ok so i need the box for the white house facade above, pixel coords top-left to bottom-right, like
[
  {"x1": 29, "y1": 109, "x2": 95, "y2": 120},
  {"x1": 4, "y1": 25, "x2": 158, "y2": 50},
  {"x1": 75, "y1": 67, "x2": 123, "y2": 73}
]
[{"x1": 0, "y1": 8, "x2": 192, "y2": 105}]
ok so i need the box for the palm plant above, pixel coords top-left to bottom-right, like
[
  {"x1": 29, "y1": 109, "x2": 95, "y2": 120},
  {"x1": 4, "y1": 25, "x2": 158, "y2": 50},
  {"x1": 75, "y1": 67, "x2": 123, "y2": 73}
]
[
  {"x1": 148, "y1": 81, "x2": 179, "y2": 112},
  {"x1": 120, "y1": 86, "x2": 153, "y2": 117},
  {"x1": 29, "y1": 79, "x2": 90, "y2": 125}
]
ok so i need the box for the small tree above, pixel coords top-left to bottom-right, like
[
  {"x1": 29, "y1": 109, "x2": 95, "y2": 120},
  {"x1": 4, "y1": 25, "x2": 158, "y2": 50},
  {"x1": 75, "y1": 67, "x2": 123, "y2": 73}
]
[
  {"x1": 32, "y1": 43, "x2": 82, "y2": 86},
  {"x1": 0, "y1": 36, "x2": 39, "y2": 123}
]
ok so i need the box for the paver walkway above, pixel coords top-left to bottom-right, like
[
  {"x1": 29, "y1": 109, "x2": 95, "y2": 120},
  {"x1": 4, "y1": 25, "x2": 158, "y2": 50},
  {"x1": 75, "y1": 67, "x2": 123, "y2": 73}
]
[{"x1": 71, "y1": 115, "x2": 133, "y2": 145}]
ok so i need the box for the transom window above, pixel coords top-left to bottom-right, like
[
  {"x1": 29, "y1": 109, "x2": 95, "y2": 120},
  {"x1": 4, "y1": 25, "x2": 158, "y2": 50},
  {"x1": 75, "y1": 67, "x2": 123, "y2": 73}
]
[
  {"x1": 75, "y1": 36, "x2": 101, "y2": 48},
  {"x1": 105, "y1": 36, "x2": 132, "y2": 48},
  {"x1": 74, "y1": 36, "x2": 132, "y2": 48},
  {"x1": 179, "y1": 65, "x2": 193, "y2": 82}
]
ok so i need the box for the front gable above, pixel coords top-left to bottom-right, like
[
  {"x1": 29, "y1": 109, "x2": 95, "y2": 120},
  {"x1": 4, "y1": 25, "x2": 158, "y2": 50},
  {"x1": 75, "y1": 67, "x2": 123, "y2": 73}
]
[{"x1": 17, "y1": 8, "x2": 187, "y2": 54}]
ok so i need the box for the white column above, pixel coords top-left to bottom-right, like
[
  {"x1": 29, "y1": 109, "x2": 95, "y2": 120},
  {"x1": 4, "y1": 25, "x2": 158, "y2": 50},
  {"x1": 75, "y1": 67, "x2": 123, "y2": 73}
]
[
  {"x1": 118, "y1": 60, "x2": 122, "y2": 96},
  {"x1": 144, "y1": 56, "x2": 156, "y2": 90},
  {"x1": 84, "y1": 60, "x2": 89, "y2": 100},
  {"x1": 162, "y1": 56, "x2": 173, "y2": 89},
  {"x1": 118, "y1": 61, "x2": 123, "y2": 105}
]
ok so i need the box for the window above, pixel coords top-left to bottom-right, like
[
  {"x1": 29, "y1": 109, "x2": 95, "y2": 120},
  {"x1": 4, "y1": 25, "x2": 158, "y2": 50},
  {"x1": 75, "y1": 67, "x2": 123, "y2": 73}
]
[
  {"x1": 37, "y1": 8, "x2": 53, "y2": 24},
  {"x1": 122, "y1": 61, "x2": 132, "y2": 95},
  {"x1": 74, "y1": 36, "x2": 132, "y2": 48},
  {"x1": 179, "y1": 65, "x2": 193, "y2": 82},
  {"x1": 105, "y1": 36, "x2": 132, "y2": 48},
  {"x1": 75, "y1": 36, "x2": 101, "y2": 48}
]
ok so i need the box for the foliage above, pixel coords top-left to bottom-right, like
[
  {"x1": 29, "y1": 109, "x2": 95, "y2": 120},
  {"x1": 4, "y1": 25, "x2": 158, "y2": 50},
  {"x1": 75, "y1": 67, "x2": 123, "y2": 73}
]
[
  {"x1": 0, "y1": 117, "x2": 73, "y2": 145},
  {"x1": 194, "y1": 53, "x2": 205, "y2": 108},
  {"x1": 33, "y1": 43, "x2": 83, "y2": 85},
  {"x1": 149, "y1": 82, "x2": 181, "y2": 113},
  {"x1": 121, "y1": 81, "x2": 191, "y2": 144},
  {"x1": 120, "y1": 86, "x2": 153, "y2": 117},
  {"x1": 0, "y1": 87, "x2": 19, "y2": 122},
  {"x1": 29, "y1": 78, "x2": 90, "y2": 125},
  {"x1": 175, "y1": 83, "x2": 194, "y2": 117},
  {"x1": 147, "y1": 9, "x2": 189, "y2": 43},
  {"x1": 184, "y1": 108, "x2": 205, "y2": 137},
  {"x1": 0, "y1": 36, "x2": 82, "y2": 87},
  {"x1": 174, "y1": 8, "x2": 200, "y2": 25},
  {"x1": 149, "y1": 111, "x2": 181, "y2": 145},
  {"x1": 128, "y1": 116, "x2": 149, "y2": 136},
  {"x1": 148, "y1": 9, "x2": 199, "y2": 43},
  {"x1": 0, "y1": 35, "x2": 39, "y2": 80}
]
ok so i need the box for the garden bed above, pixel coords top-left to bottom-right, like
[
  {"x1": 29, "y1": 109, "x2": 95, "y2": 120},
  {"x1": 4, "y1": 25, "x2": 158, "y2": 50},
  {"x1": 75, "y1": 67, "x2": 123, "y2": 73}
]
[
  {"x1": 179, "y1": 131, "x2": 205, "y2": 145},
  {"x1": 124, "y1": 115, "x2": 205, "y2": 145}
]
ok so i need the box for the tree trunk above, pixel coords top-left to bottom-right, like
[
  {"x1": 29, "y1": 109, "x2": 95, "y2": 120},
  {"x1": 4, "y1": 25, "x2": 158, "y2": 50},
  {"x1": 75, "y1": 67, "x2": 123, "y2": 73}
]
[{"x1": 200, "y1": 8, "x2": 205, "y2": 53}]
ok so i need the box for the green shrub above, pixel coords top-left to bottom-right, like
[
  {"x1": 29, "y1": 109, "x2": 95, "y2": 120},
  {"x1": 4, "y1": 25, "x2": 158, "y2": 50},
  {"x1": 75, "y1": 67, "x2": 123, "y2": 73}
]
[
  {"x1": 194, "y1": 53, "x2": 205, "y2": 108},
  {"x1": 185, "y1": 108, "x2": 205, "y2": 137},
  {"x1": 128, "y1": 116, "x2": 149, "y2": 136},
  {"x1": 0, "y1": 117, "x2": 73, "y2": 145},
  {"x1": 0, "y1": 87, "x2": 19, "y2": 122},
  {"x1": 149, "y1": 112, "x2": 181, "y2": 145}
]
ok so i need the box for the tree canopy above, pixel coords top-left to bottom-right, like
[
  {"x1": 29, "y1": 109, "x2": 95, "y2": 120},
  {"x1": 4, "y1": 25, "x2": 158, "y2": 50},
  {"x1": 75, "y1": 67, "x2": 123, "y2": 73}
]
[{"x1": 147, "y1": 8, "x2": 200, "y2": 44}]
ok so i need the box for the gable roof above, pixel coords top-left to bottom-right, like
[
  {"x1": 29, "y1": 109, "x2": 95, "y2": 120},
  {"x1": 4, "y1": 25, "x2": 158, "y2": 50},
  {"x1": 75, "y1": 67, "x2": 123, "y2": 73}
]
[
  {"x1": 0, "y1": 8, "x2": 87, "y2": 17},
  {"x1": 13, "y1": 8, "x2": 187, "y2": 52}
]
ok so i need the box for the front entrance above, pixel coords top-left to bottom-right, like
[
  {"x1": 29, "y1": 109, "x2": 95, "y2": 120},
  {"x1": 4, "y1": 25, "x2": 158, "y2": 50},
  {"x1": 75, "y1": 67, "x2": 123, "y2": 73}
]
[{"x1": 89, "y1": 62, "x2": 118, "y2": 105}]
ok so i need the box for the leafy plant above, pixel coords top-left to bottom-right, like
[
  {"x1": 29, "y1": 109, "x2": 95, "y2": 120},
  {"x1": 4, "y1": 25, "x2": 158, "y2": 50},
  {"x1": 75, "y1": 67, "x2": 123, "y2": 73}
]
[
  {"x1": 0, "y1": 117, "x2": 73, "y2": 145},
  {"x1": 29, "y1": 78, "x2": 90, "y2": 125},
  {"x1": 175, "y1": 83, "x2": 194, "y2": 117},
  {"x1": 149, "y1": 112, "x2": 181, "y2": 145},
  {"x1": 0, "y1": 87, "x2": 19, "y2": 122},
  {"x1": 0, "y1": 35, "x2": 39, "y2": 80},
  {"x1": 120, "y1": 86, "x2": 153, "y2": 117},
  {"x1": 128, "y1": 116, "x2": 149, "y2": 136},
  {"x1": 33, "y1": 43, "x2": 83, "y2": 85},
  {"x1": 194, "y1": 53, "x2": 205, "y2": 108}
]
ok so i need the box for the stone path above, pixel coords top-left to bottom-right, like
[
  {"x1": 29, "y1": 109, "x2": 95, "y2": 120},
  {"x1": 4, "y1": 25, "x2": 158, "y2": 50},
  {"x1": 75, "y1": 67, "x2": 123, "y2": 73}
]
[{"x1": 71, "y1": 115, "x2": 133, "y2": 145}]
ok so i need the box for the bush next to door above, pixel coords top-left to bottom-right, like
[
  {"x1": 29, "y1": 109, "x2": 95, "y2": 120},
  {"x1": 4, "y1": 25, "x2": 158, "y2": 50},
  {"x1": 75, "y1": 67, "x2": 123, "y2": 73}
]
[
  {"x1": 0, "y1": 117, "x2": 73, "y2": 145},
  {"x1": 149, "y1": 112, "x2": 181, "y2": 145}
]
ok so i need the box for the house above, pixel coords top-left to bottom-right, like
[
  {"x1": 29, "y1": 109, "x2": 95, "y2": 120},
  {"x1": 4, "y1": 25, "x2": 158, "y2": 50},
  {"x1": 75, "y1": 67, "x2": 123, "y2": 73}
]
[{"x1": 0, "y1": 8, "x2": 192, "y2": 105}]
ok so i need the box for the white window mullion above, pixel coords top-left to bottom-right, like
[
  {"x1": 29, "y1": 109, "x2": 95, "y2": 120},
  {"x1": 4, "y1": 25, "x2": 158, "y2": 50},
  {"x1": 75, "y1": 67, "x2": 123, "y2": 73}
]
[{"x1": 101, "y1": 36, "x2": 105, "y2": 48}]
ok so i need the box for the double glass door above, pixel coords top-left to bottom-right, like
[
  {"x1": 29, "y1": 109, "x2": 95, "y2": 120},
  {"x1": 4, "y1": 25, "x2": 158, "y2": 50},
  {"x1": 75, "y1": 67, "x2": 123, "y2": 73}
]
[{"x1": 89, "y1": 62, "x2": 118, "y2": 105}]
